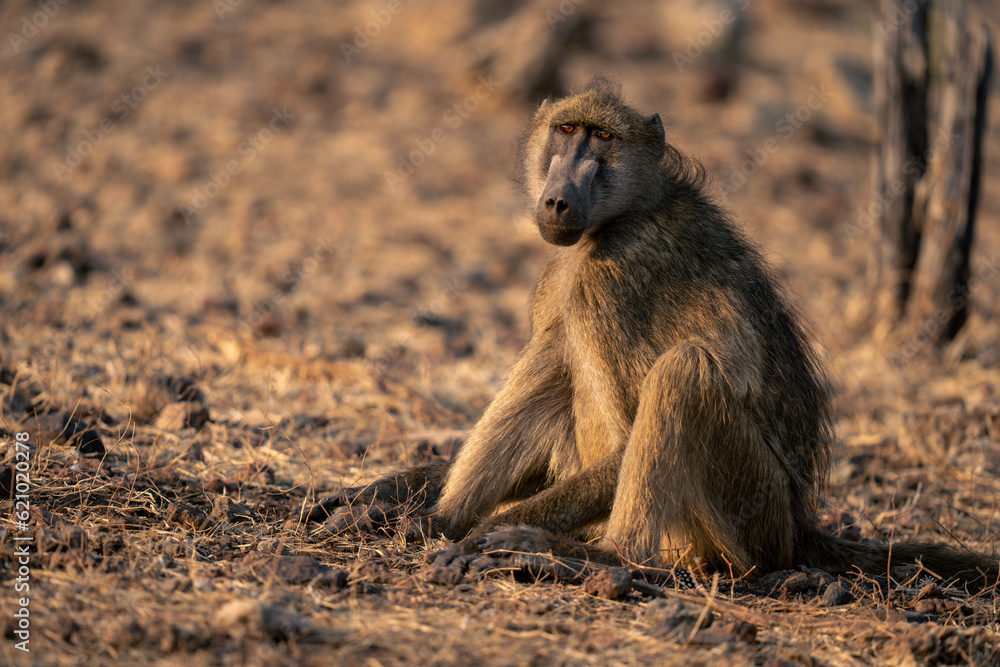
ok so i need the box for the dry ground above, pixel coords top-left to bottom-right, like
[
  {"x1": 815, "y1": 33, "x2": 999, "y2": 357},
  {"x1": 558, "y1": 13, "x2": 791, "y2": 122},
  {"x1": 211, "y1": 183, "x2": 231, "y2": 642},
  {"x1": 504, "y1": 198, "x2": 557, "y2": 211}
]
[{"x1": 1, "y1": 0, "x2": 1000, "y2": 664}]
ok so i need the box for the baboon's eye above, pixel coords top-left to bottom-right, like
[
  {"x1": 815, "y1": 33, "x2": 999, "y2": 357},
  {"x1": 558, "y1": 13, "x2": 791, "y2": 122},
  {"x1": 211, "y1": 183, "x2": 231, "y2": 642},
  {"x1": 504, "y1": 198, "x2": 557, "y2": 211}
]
[
  {"x1": 593, "y1": 129, "x2": 612, "y2": 140},
  {"x1": 558, "y1": 124, "x2": 575, "y2": 134}
]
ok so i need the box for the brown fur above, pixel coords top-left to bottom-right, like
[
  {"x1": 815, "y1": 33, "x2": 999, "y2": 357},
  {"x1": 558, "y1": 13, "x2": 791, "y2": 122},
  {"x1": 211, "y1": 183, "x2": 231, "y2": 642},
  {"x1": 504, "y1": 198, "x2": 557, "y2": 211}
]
[{"x1": 314, "y1": 79, "x2": 998, "y2": 587}]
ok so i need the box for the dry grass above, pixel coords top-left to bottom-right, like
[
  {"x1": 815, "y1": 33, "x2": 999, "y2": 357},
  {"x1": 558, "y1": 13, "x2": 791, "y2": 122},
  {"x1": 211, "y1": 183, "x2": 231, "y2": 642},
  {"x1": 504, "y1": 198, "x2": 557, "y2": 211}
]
[{"x1": 2, "y1": 0, "x2": 1000, "y2": 664}]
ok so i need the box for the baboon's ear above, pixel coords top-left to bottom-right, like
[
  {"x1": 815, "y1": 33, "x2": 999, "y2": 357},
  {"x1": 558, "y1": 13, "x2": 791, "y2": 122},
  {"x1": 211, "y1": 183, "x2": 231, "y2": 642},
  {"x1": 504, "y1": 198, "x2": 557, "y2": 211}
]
[
  {"x1": 539, "y1": 98, "x2": 550, "y2": 110},
  {"x1": 646, "y1": 113, "x2": 666, "y2": 156}
]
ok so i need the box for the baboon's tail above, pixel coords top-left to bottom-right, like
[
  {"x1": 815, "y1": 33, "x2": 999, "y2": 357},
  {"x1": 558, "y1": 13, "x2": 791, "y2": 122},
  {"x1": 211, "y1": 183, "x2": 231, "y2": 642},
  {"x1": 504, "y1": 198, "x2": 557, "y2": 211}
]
[{"x1": 800, "y1": 527, "x2": 999, "y2": 588}]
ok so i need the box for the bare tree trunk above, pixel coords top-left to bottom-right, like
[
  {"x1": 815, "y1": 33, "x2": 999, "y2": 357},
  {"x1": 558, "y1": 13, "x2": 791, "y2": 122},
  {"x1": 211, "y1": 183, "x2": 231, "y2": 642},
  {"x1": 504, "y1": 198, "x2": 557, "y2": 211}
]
[
  {"x1": 870, "y1": 0, "x2": 992, "y2": 356},
  {"x1": 870, "y1": 0, "x2": 930, "y2": 330}
]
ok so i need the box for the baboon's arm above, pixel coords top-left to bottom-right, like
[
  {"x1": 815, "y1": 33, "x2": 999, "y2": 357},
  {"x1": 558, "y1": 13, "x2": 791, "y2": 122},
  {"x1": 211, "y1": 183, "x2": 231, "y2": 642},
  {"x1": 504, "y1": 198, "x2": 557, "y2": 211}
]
[{"x1": 435, "y1": 328, "x2": 575, "y2": 538}]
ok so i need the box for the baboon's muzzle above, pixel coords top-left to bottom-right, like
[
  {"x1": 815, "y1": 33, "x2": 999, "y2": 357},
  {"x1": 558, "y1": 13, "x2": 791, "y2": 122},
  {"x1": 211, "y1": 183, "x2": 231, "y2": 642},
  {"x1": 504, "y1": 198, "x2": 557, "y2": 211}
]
[{"x1": 535, "y1": 154, "x2": 598, "y2": 246}]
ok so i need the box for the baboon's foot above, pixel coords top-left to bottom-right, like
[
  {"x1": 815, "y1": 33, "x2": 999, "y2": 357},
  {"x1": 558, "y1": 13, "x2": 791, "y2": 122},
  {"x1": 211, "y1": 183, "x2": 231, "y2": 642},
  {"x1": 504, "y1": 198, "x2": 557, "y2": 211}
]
[
  {"x1": 423, "y1": 542, "x2": 507, "y2": 584},
  {"x1": 474, "y1": 525, "x2": 596, "y2": 580},
  {"x1": 425, "y1": 525, "x2": 596, "y2": 583}
]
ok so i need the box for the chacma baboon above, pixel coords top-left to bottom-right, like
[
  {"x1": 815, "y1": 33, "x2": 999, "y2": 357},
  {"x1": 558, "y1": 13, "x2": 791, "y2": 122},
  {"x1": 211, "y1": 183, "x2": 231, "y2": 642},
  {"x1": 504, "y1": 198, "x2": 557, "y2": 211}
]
[{"x1": 312, "y1": 79, "x2": 997, "y2": 587}]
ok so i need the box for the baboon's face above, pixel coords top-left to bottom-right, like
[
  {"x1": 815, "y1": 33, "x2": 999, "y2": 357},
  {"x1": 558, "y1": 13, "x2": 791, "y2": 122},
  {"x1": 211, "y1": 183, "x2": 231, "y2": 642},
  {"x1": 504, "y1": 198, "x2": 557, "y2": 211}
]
[
  {"x1": 533, "y1": 123, "x2": 616, "y2": 246},
  {"x1": 530, "y1": 104, "x2": 666, "y2": 247}
]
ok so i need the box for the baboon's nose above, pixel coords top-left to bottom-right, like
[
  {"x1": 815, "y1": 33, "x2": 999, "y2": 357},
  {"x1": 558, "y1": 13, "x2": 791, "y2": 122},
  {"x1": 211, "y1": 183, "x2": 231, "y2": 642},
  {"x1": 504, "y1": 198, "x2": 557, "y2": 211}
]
[{"x1": 545, "y1": 197, "x2": 570, "y2": 215}]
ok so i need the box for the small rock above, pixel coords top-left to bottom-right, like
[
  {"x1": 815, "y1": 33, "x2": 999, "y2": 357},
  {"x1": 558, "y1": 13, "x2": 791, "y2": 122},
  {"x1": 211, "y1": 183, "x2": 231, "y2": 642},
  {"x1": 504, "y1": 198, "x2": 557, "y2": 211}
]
[
  {"x1": 242, "y1": 553, "x2": 332, "y2": 585},
  {"x1": 30, "y1": 504, "x2": 68, "y2": 528},
  {"x1": 19, "y1": 413, "x2": 104, "y2": 456},
  {"x1": 154, "y1": 401, "x2": 210, "y2": 430},
  {"x1": 273, "y1": 556, "x2": 331, "y2": 584},
  {"x1": 159, "y1": 537, "x2": 185, "y2": 558},
  {"x1": 821, "y1": 581, "x2": 853, "y2": 606},
  {"x1": 212, "y1": 599, "x2": 311, "y2": 640},
  {"x1": 48, "y1": 260, "x2": 78, "y2": 285},
  {"x1": 913, "y1": 598, "x2": 970, "y2": 617},
  {"x1": 801, "y1": 566, "x2": 835, "y2": 588},
  {"x1": 165, "y1": 501, "x2": 207, "y2": 529},
  {"x1": 887, "y1": 624, "x2": 996, "y2": 663},
  {"x1": 781, "y1": 572, "x2": 811, "y2": 594},
  {"x1": 914, "y1": 582, "x2": 942, "y2": 601},
  {"x1": 891, "y1": 563, "x2": 921, "y2": 582},
  {"x1": 252, "y1": 313, "x2": 283, "y2": 337},
  {"x1": 630, "y1": 579, "x2": 665, "y2": 597},
  {"x1": 644, "y1": 598, "x2": 705, "y2": 622},
  {"x1": 255, "y1": 538, "x2": 283, "y2": 555},
  {"x1": 902, "y1": 610, "x2": 933, "y2": 623},
  {"x1": 74, "y1": 430, "x2": 105, "y2": 456},
  {"x1": 759, "y1": 569, "x2": 799, "y2": 594},
  {"x1": 102, "y1": 620, "x2": 146, "y2": 649},
  {"x1": 876, "y1": 609, "x2": 907, "y2": 623},
  {"x1": 210, "y1": 496, "x2": 254, "y2": 524},
  {"x1": 644, "y1": 598, "x2": 712, "y2": 639},
  {"x1": 205, "y1": 478, "x2": 240, "y2": 493},
  {"x1": 526, "y1": 599, "x2": 553, "y2": 615},
  {"x1": 316, "y1": 568, "x2": 349, "y2": 590},
  {"x1": 583, "y1": 567, "x2": 633, "y2": 600},
  {"x1": 690, "y1": 620, "x2": 758, "y2": 645}
]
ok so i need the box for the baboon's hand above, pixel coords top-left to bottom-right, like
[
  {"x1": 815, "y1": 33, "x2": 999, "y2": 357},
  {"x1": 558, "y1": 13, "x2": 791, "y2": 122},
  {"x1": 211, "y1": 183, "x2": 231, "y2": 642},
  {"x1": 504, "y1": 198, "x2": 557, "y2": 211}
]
[
  {"x1": 303, "y1": 475, "x2": 439, "y2": 540},
  {"x1": 304, "y1": 461, "x2": 449, "y2": 524}
]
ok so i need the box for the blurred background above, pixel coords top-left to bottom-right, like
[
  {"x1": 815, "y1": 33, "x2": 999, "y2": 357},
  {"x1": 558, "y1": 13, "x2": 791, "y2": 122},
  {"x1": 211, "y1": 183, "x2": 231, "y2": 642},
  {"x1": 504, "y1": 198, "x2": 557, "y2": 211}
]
[{"x1": 1, "y1": 0, "x2": 999, "y2": 465}]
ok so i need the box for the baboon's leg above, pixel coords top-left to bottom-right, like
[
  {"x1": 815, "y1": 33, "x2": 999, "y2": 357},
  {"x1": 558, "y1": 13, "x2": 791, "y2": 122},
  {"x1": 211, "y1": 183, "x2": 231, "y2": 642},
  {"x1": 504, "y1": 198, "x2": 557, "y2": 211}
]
[
  {"x1": 435, "y1": 334, "x2": 576, "y2": 539},
  {"x1": 430, "y1": 452, "x2": 622, "y2": 577},
  {"x1": 602, "y1": 341, "x2": 796, "y2": 572},
  {"x1": 472, "y1": 449, "x2": 621, "y2": 536}
]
